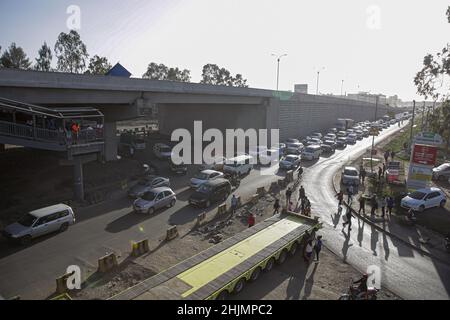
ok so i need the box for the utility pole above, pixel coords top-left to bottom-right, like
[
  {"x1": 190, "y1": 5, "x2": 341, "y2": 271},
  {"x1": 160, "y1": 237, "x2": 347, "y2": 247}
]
[
  {"x1": 272, "y1": 53, "x2": 287, "y2": 91},
  {"x1": 316, "y1": 71, "x2": 320, "y2": 95},
  {"x1": 370, "y1": 95, "x2": 379, "y2": 173},
  {"x1": 409, "y1": 100, "x2": 416, "y2": 152}
]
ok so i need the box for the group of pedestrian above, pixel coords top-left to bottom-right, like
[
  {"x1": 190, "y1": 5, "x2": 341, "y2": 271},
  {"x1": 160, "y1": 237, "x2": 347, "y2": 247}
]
[
  {"x1": 304, "y1": 232, "x2": 323, "y2": 263},
  {"x1": 369, "y1": 194, "x2": 394, "y2": 219},
  {"x1": 383, "y1": 149, "x2": 396, "y2": 164}
]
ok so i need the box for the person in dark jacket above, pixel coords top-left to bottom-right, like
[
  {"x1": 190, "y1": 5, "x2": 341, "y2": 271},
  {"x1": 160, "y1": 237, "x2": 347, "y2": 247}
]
[{"x1": 314, "y1": 235, "x2": 323, "y2": 261}]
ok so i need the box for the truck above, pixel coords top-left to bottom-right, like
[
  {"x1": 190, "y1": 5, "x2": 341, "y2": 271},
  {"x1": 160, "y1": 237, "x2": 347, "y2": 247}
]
[
  {"x1": 110, "y1": 211, "x2": 322, "y2": 300},
  {"x1": 119, "y1": 132, "x2": 146, "y2": 156},
  {"x1": 336, "y1": 118, "x2": 354, "y2": 131}
]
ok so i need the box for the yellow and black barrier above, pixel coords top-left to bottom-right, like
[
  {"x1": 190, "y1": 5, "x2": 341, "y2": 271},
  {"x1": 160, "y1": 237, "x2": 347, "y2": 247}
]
[
  {"x1": 131, "y1": 239, "x2": 149, "y2": 257},
  {"x1": 55, "y1": 271, "x2": 76, "y2": 294},
  {"x1": 98, "y1": 252, "x2": 118, "y2": 273},
  {"x1": 166, "y1": 226, "x2": 179, "y2": 241}
]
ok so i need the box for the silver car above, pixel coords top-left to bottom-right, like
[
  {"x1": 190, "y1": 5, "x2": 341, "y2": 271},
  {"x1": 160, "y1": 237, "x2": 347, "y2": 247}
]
[
  {"x1": 128, "y1": 175, "x2": 170, "y2": 198},
  {"x1": 133, "y1": 187, "x2": 177, "y2": 214},
  {"x1": 432, "y1": 163, "x2": 450, "y2": 181},
  {"x1": 2, "y1": 204, "x2": 76, "y2": 245},
  {"x1": 341, "y1": 166, "x2": 360, "y2": 186}
]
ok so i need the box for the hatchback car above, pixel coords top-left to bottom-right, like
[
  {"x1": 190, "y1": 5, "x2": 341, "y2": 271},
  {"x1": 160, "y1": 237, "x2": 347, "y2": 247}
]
[
  {"x1": 189, "y1": 178, "x2": 232, "y2": 208},
  {"x1": 133, "y1": 187, "x2": 176, "y2": 214},
  {"x1": 190, "y1": 170, "x2": 224, "y2": 188},
  {"x1": 128, "y1": 176, "x2": 170, "y2": 198},
  {"x1": 341, "y1": 166, "x2": 359, "y2": 186},
  {"x1": 2, "y1": 204, "x2": 76, "y2": 245},
  {"x1": 401, "y1": 187, "x2": 446, "y2": 212},
  {"x1": 279, "y1": 154, "x2": 301, "y2": 170},
  {"x1": 321, "y1": 140, "x2": 336, "y2": 153},
  {"x1": 336, "y1": 137, "x2": 347, "y2": 148},
  {"x1": 346, "y1": 134, "x2": 357, "y2": 144},
  {"x1": 432, "y1": 163, "x2": 450, "y2": 181}
]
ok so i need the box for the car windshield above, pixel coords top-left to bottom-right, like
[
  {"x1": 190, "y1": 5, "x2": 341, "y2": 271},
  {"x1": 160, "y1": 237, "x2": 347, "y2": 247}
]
[
  {"x1": 142, "y1": 192, "x2": 157, "y2": 201},
  {"x1": 285, "y1": 156, "x2": 297, "y2": 162},
  {"x1": 304, "y1": 147, "x2": 316, "y2": 153},
  {"x1": 338, "y1": 138, "x2": 346, "y2": 142},
  {"x1": 324, "y1": 141, "x2": 333, "y2": 145},
  {"x1": 344, "y1": 169, "x2": 358, "y2": 176},
  {"x1": 197, "y1": 184, "x2": 212, "y2": 193},
  {"x1": 195, "y1": 172, "x2": 209, "y2": 180},
  {"x1": 409, "y1": 191, "x2": 426, "y2": 200},
  {"x1": 18, "y1": 213, "x2": 37, "y2": 227}
]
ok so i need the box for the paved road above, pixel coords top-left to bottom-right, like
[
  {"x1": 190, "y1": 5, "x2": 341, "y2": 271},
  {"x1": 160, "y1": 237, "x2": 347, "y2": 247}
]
[
  {"x1": 238, "y1": 124, "x2": 450, "y2": 300},
  {"x1": 0, "y1": 151, "x2": 283, "y2": 299}
]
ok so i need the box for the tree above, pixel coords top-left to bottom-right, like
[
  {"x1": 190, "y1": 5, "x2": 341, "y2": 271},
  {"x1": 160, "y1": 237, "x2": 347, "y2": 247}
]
[
  {"x1": 200, "y1": 63, "x2": 248, "y2": 87},
  {"x1": 34, "y1": 42, "x2": 52, "y2": 71},
  {"x1": 54, "y1": 30, "x2": 89, "y2": 73},
  {"x1": 142, "y1": 62, "x2": 191, "y2": 82},
  {"x1": 0, "y1": 43, "x2": 31, "y2": 69},
  {"x1": 85, "y1": 55, "x2": 112, "y2": 75},
  {"x1": 414, "y1": 6, "x2": 450, "y2": 157}
]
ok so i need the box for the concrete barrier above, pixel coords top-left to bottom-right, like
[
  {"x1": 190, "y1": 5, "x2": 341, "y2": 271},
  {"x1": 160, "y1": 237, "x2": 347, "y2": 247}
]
[
  {"x1": 217, "y1": 204, "x2": 227, "y2": 216},
  {"x1": 131, "y1": 239, "x2": 149, "y2": 257},
  {"x1": 256, "y1": 186, "x2": 266, "y2": 197},
  {"x1": 121, "y1": 179, "x2": 128, "y2": 190},
  {"x1": 196, "y1": 212, "x2": 206, "y2": 225},
  {"x1": 55, "y1": 271, "x2": 76, "y2": 294},
  {"x1": 98, "y1": 253, "x2": 118, "y2": 273},
  {"x1": 166, "y1": 226, "x2": 179, "y2": 241}
]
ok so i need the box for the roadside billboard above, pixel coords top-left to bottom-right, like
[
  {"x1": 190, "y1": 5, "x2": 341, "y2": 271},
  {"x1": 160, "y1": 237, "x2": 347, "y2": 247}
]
[{"x1": 407, "y1": 137, "x2": 439, "y2": 191}]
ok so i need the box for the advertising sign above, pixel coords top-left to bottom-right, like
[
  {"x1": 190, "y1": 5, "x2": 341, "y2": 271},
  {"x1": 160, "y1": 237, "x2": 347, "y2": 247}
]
[{"x1": 411, "y1": 144, "x2": 438, "y2": 166}]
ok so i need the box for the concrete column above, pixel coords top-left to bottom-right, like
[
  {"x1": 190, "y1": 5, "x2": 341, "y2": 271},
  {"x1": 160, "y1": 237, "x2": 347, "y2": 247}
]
[
  {"x1": 73, "y1": 159, "x2": 84, "y2": 201},
  {"x1": 0, "y1": 144, "x2": 5, "y2": 152},
  {"x1": 104, "y1": 122, "x2": 118, "y2": 161}
]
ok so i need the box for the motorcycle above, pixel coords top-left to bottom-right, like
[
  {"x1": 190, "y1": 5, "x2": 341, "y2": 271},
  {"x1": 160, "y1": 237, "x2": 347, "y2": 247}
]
[{"x1": 339, "y1": 278, "x2": 379, "y2": 300}]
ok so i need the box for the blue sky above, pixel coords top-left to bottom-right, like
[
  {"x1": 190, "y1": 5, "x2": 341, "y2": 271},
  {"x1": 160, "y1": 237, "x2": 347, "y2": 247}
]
[{"x1": 0, "y1": 0, "x2": 449, "y2": 101}]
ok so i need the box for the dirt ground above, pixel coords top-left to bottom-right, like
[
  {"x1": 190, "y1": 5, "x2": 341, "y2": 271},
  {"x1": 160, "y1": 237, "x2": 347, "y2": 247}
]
[{"x1": 67, "y1": 182, "x2": 400, "y2": 300}]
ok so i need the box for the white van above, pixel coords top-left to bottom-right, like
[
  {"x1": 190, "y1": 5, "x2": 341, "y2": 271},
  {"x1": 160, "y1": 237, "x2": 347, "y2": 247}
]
[
  {"x1": 302, "y1": 145, "x2": 322, "y2": 161},
  {"x1": 223, "y1": 155, "x2": 254, "y2": 175}
]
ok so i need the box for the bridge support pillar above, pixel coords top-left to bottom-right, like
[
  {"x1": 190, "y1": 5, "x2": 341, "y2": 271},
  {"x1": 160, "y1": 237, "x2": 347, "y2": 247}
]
[
  {"x1": 0, "y1": 144, "x2": 5, "y2": 153},
  {"x1": 73, "y1": 159, "x2": 84, "y2": 201},
  {"x1": 104, "y1": 122, "x2": 118, "y2": 162}
]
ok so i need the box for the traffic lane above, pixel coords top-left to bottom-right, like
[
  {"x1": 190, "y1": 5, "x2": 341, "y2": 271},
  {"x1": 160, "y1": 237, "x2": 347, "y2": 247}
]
[
  {"x1": 0, "y1": 162, "x2": 284, "y2": 299},
  {"x1": 303, "y1": 126, "x2": 450, "y2": 299}
]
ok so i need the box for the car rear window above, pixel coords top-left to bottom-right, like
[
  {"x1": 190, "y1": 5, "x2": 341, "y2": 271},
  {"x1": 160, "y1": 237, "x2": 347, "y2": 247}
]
[{"x1": 344, "y1": 169, "x2": 358, "y2": 176}]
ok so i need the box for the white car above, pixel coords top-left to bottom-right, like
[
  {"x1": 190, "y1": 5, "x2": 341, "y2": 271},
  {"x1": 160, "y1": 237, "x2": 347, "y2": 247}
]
[
  {"x1": 133, "y1": 187, "x2": 177, "y2": 214},
  {"x1": 341, "y1": 166, "x2": 359, "y2": 186},
  {"x1": 302, "y1": 145, "x2": 322, "y2": 160},
  {"x1": 190, "y1": 170, "x2": 224, "y2": 189},
  {"x1": 153, "y1": 143, "x2": 173, "y2": 160},
  {"x1": 401, "y1": 187, "x2": 446, "y2": 212},
  {"x1": 311, "y1": 132, "x2": 323, "y2": 140},
  {"x1": 285, "y1": 142, "x2": 304, "y2": 155},
  {"x1": 324, "y1": 133, "x2": 337, "y2": 141},
  {"x1": 432, "y1": 163, "x2": 450, "y2": 181},
  {"x1": 279, "y1": 154, "x2": 301, "y2": 170},
  {"x1": 306, "y1": 138, "x2": 322, "y2": 146}
]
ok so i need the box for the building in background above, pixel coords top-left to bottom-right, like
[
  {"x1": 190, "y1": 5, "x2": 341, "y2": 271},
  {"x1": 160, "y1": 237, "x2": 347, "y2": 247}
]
[
  {"x1": 294, "y1": 84, "x2": 308, "y2": 94},
  {"x1": 346, "y1": 92, "x2": 387, "y2": 104}
]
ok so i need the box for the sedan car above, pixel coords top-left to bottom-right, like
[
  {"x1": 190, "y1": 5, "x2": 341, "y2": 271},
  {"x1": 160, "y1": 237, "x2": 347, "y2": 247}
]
[
  {"x1": 401, "y1": 187, "x2": 446, "y2": 212},
  {"x1": 133, "y1": 187, "x2": 176, "y2": 214},
  {"x1": 190, "y1": 170, "x2": 224, "y2": 189},
  {"x1": 306, "y1": 138, "x2": 322, "y2": 146},
  {"x1": 346, "y1": 134, "x2": 357, "y2": 144},
  {"x1": 432, "y1": 163, "x2": 450, "y2": 181},
  {"x1": 336, "y1": 137, "x2": 347, "y2": 148},
  {"x1": 321, "y1": 140, "x2": 336, "y2": 153},
  {"x1": 341, "y1": 166, "x2": 359, "y2": 186},
  {"x1": 279, "y1": 154, "x2": 301, "y2": 170},
  {"x1": 128, "y1": 176, "x2": 170, "y2": 198}
]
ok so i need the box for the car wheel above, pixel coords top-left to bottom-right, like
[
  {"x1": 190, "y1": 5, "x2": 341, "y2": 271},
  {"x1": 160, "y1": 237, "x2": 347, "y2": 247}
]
[
  {"x1": 169, "y1": 199, "x2": 176, "y2": 207},
  {"x1": 59, "y1": 223, "x2": 69, "y2": 232},
  {"x1": 250, "y1": 267, "x2": 262, "y2": 282},
  {"x1": 264, "y1": 258, "x2": 275, "y2": 272},
  {"x1": 289, "y1": 242, "x2": 298, "y2": 256},
  {"x1": 233, "y1": 278, "x2": 246, "y2": 294},
  {"x1": 418, "y1": 205, "x2": 425, "y2": 212},
  {"x1": 20, "y1": 235, "x2": 31, "y2": 245},
  {"x1": 440, "y1": 199, "x2": 446, "y2": 208},
  {"x1": 277, "y1": 250, "x2": 288, "y2": 264},
  {"x1": 216, "y1": 290, "x2": 229, "y2": 300},
  {"x1": 147, "y1": 207, "x2": 155, "y2": 215}
]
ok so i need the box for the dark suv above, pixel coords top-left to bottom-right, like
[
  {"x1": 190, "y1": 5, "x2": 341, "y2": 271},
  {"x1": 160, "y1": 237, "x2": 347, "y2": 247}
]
[{"x1": 188, "y1": 178, "x2": 232, "y2": 208}]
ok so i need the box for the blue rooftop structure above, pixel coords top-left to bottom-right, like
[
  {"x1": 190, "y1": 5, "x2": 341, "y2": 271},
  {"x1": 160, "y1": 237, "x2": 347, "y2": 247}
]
[{"x1": 106, "y1": 63, "x2": 132, "y2": 78}]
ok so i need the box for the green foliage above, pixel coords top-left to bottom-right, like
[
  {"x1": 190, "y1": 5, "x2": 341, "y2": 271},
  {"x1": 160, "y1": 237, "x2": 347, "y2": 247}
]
[
  {"x1": 54, "y1": 30, "x2": 89, "y2": 73},
  {"x1": 34, "y1": 42, "x2": 52, "y2": 71},
  {"x1": 85, "y1": 55, "x2": 112, "y2": 75},
  {"x1": 0, "y1": 43, "x2": 31, "y2": 69},
  {"x1": 200, "y1": 64, "x2": 248, "y2": 87},
  {"x1": 142, "y1": 62, "x2": 190, "y2": 82}
]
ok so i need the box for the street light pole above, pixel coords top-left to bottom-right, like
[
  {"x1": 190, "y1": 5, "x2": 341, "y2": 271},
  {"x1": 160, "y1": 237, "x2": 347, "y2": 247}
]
[
  {"x1": 370, "y1": 95, "x2": 379, "y2": 173},
  {"x1": 315, "y1": 67, "x2": 325, "y2": 95},
  {"x1": 272, "y1": 53, "x2": 287, "y2": 91},
  {"x1": 340, "y1": 80, "x2": 344, "y2": 96}
]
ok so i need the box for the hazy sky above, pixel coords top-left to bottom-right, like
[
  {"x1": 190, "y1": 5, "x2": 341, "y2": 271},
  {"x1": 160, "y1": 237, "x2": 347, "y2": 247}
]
[{"x1": 0, "y1": 0, "x2": 449, "y2": 100}]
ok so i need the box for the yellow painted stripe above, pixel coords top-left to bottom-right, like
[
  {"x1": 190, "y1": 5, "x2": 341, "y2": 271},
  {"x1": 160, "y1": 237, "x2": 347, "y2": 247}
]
[{"x1": 178, "y1": 215, "x2": 305, "y2": 297}]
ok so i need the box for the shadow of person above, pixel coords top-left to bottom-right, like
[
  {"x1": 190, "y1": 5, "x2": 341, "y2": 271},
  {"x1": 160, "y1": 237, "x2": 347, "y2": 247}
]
[
  {"x1": 341, "y1": 230, "x2": 353, "y2": 263},
  {"x1": 381, "y1": 220, "x2": 390, "y2": 261},
  {"x1": 357, "y1": 219, "x2": 365, "y2": 247},
  {"x1": 302, "y1": 262, "x2": 319, "y2": 300},
  {"x1": 370, "y1": 224, "x2": 379, "y2": 256}
]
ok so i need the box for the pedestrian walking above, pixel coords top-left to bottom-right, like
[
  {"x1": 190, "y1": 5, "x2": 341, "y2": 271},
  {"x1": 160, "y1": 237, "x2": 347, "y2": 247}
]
[
  {"x1": 370, "y1": 195, "x2": 378, "y2": 216},
  {"x1": 386, "y1": 196, "x2": 394, "y2": 217},
  {"x1": 360, "y1": 167, "x2": 366, "y2": 185},
  {"x1": 336, "y1": 190, "x2": 344, "y2": 206},
  {"x1": 273, "y1": 199, "x2": 280, "y2": 215},
  {"x1": 304, "y1": 197, "x2": 311, "y2": 216},
  {"x1": 384, "y1": 150, "x2": 390, "y2": 164},
  {"x1": 347, "y1": 185, "x2": 354, "y2": 204},
  {"x1": 314, "y1": 235, "x2": 323, "y2": 262},
  {"x1": 304, "y1": 239, "x2": 314, "y2": 263},
  {"x1": 231, "y1": 194, "x2": 238, "y2": 216},
  {"x1": 286, "y1": 187, "x2": 292, "y2": 206},
  {"x1": 299, "y1": 185, "x2": 306, "y2": 201},
  {"x1": 382, "y1": 163, "x2": 386, "y2": 175},
  {"x1": 380, "y1": 196, "x2": 387, "y2": 218},
  {"x1": 248, "y1": 213, "x2": 255, "y2": 228},
  {"x1": 358, "y1": 194, "x2": 366, "y2": 215},
  {"x1": 391, "y1": 150, "x2": 396, "y2": 161},
  {"x1": 342, "y1": 207, "x2": 353, "y2": 231},
  {"x1": 378, "y1": 166, "x2": 383, "y2": 180}
]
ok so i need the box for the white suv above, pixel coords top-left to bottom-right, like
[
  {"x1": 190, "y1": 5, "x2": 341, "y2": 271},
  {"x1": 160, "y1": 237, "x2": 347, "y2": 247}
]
[{"x1": 401, "y1": 187, "x2": 446, "y2": 212}]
